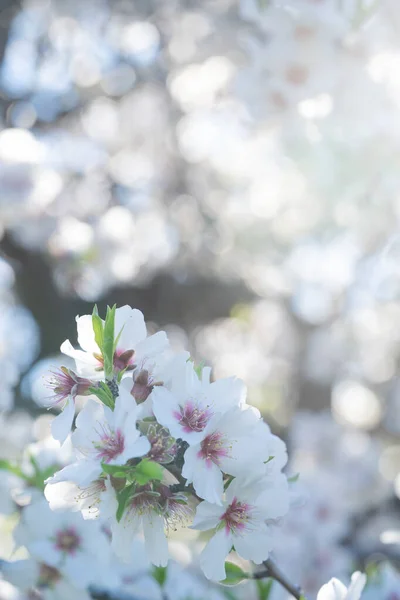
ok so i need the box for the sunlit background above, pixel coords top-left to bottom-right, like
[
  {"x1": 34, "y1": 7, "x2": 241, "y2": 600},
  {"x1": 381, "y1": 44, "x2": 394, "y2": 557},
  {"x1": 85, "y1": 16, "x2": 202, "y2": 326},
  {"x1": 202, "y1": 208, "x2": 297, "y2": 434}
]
[{"x1": 2, "y1": 0, "x2": 400, "y2": 598}]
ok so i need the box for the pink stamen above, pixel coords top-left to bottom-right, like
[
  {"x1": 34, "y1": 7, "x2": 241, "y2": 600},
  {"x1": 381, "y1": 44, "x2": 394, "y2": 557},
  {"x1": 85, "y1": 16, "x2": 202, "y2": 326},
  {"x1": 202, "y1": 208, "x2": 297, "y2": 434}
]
[
  {"x1": 220, "y1": 497, "x2": 252, "y2": 535},
  {"x1": 46, "y1": 367, "x2": 91, "y2": 405},
  {"x1": 174, "y1": 400, "x2": 212, "y2": 434},
  {"x1": 54, "y1": 527, "x2": 81, "y2": 555},
  {"x1": 95, "y1": 426, "x2": 125, "y2": 462},
  {"x1": 198, "y1": 430, "x2": 230, "y2": 467}
]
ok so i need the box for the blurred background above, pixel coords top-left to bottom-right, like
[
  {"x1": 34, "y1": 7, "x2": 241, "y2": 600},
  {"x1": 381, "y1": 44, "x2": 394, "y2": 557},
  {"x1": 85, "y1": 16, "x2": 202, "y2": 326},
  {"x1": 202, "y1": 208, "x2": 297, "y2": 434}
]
[{"x1": 2, "y1": 0, "x2": 400, "y2": 596}]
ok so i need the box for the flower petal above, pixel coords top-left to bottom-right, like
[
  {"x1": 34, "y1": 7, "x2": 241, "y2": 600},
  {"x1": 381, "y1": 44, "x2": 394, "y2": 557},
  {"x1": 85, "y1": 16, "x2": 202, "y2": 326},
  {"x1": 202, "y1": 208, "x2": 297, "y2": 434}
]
[
  {"x1": 51, "y1": 397, "x2": 75, "y2": 444},
  {"x1": 182, "y1": 445, "x2": 223, "y2": 505},
  {"x1": 200, "y1": 528, "x2": 233, "y2": 582},
  {"x1": 143, "y1": 513, "x2": 168, "y2": 567}
]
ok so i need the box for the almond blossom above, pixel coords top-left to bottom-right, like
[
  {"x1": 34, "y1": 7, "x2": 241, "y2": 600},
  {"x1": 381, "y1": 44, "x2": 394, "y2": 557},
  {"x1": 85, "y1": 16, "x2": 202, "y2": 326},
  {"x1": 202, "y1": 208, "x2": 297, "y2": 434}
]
[
  {"x1": 45, "y1": 367, "x2": 93, "y2": 444},
  {"x1": 192, "y1": 472, "x2": 289, "y2": 581},
  {"x1": 13, "y1": 498, "x2": 116, "y2": 590},
  {"x1": 182, "y1": 405, "x2": 281, "y2": 504},
  {"x1": 111, "y1": 483, "x2": 192, "y2": 567},
  {"x1": 46, "y1": 385, "x2": 150, "y2": 491},
  {"x1": 152, "y1": 360, "x2": 246, "y2": 444}
]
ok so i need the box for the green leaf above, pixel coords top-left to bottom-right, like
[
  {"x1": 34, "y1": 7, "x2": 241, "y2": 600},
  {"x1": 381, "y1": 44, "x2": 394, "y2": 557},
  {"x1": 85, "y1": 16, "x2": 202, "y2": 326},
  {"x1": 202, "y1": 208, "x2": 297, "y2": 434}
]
[
  {"x1": 220, "y1": 562, "x2": 250, "y2": 586},
  {"x1": 92, "y1": 305, "x2": 104, "y2": 353},
  {"x1": 89, "y1": 383, "x2": 115, "y2": 409},
  {"x1": 113, "y1": 324, "x2": 124, "y2": 355},
  {"x1": 152, "y1": 566, "x2": 167, "y2": 587},
  {"x1": 0, "y1": 459, "x2": 27, "y2": 480},
  {"x1": 224, "y1": 475, "x2": 234, "y2": 491},
  {"x1": 193, "y1": 361, "x2": 205, "y2": 379},
  {"x1": 256, "y1": 579, "x2": 273, "y2": 600},
  {"x1": 116, "y1": 483, "x2": 135, "y2": 522},
  {"x1": 103, "y1": 304, "x2": 116, "y2": 380},
  {"x1": 288, "y1": 473, "x2": 300, "y2": 483},
  {"x1": 134, "y1": 459, "x2": 163, "y2": 486},
  {"x1": 117, "y1": 367, "x2": 127, "y2": 383},
  {"x1": 101, "y1": 463, "x2": 129, "y2": 476},
  {"x1": 264, "y1": 456, "x2": 274, "y2": 465}
]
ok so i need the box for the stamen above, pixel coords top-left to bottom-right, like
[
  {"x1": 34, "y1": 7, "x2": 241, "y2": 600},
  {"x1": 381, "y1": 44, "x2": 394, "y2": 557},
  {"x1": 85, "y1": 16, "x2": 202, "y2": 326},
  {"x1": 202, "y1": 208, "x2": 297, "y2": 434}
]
[
  {"x1": 174, "y1": 400, "x2": 213, "y2": 433},
  {"x1": 220, "y1": 497, "x2": 253, "y2": 535}
]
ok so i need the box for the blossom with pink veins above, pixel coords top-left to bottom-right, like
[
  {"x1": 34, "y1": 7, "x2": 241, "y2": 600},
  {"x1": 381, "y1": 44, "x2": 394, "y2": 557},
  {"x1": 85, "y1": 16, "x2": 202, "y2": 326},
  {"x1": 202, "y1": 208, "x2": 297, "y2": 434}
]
[
  {"x1": 13, "y1": 499, "x2": 117, "y2": 590},
  {"x1": 192, "y1": 472, "x2": 289, "y2": 581},
  {"x1": 45, "y1": 366, "x2": 93, "y2": 444},
  {"x1": 45, "y1": 384, "x2": 150, "y2": 492},
  {"x1": 152, "y1": 360, "x2": 246, "y2": 445},
  {"x1": 182, "y1": 405, "x2": 286, "y2": 504}
]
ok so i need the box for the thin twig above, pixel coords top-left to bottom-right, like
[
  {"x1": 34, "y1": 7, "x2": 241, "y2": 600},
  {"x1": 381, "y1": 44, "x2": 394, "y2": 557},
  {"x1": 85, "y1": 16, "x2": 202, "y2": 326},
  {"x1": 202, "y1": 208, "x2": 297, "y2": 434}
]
[{"x1": 257, "y1": 558, "x2": 306, "y2": 600}]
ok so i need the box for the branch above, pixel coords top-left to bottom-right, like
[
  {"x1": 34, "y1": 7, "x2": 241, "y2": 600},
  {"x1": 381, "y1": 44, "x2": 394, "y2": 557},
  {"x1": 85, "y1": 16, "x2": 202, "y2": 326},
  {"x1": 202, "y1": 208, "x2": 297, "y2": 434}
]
[{"x1": 255, "y1": 558, "x2": 306, "y2": 600}]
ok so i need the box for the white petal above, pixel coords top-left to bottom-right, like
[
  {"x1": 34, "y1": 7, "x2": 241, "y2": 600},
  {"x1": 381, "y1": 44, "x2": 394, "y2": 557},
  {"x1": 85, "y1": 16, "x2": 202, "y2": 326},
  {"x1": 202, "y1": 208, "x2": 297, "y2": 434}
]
[
  {"x1": 46, "y1": 460, "x2": 102, "y2": 488},
  {"x1": 75, "y1": 398, "x2": 104, "y2": 431},
  {"x1": 317, "y1": 578, "x2": 348, "y2": 600},
  {"x1": 116, "y1": 380, "x2": 139, "y2": 418},
  {"x1": 207, "y1": 377, "x2": 246, "y2": 412},
  {"x1": 115, "y1": 306, "x2": 147, "y2": 350},
  {"x1": 182, "y1": 446, "x2": 223, "y2": 505},
  {"x1": 118, "y1": 435, "x2": 151, "y2": 464},
  {"x1": 192, "y1": 501, "x2": 225, "y2": 531},
  {"x1": 77, "y1": 314, "x2": 99, "y2": 354},
  {"x1": 135, "y1": 331, "x2": 169, "y2": 364},
  {"x1": 63, "y1": 553, "x2": 99, "y2": 589},
  {"x1": 255, "y1": 474, "x2": 289, "y2": 519},
  {"x1": 143, "y1": 513, "x2": 168, "y2": 567},
  {"x1": 22, "y1": 499, "x2": 58, "y2": 538},
  {"x1": 233, "y1": 527, "x2": 273, "y2": 564},
  {"x1": 347, "y1": 572, "x2": 367, "y2": 599},
  {"x1": 44, "y1": 481, "x2": 81, "y2": 512},
  {"x1": 51, "y1": 397, "x2": 75, "y2": 444},
  {"x1": 152, "y1": 387, "x2": 181, "y2": 434},
  {"x1": 29, "y1": 539, "x2": 60, "y2": 567},
  {"x1": 1, "y1": 559, "x2": 39, "y2": 590},
  {"x1": 111, "y1": 514, "x2": 140, "y2": 563},
  {"x1": 200, "y1": 528, "x2": 233, "y2": 582},
  {"x1": 60, "y1": 340, "x2": 101, "y2": 379}
]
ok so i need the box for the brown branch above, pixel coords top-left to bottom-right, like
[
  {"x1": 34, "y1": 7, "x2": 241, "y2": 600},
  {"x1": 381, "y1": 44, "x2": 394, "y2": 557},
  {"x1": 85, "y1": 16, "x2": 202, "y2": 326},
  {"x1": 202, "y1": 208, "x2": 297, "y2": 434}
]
[{"x1": 255, "y1": 558, "x2": 307, "y2": 600}]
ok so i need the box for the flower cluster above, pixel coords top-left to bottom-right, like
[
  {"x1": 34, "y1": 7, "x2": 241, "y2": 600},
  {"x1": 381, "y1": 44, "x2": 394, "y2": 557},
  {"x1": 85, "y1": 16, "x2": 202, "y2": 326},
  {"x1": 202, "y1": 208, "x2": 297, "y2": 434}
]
[{"x1": 43, "y1": 305, "x2": 290, "y2": 581}]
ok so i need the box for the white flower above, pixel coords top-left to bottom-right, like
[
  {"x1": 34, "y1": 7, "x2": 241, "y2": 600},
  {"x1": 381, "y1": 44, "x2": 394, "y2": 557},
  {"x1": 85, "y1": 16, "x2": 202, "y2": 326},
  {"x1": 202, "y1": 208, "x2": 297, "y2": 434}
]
[
  {"x1": 47, "y1": 386, "x2": 150, "y2": 490},
  {"x1": 2, "y1": 558, "x2": 93, "y2": 600},
  {"x1": 317, "y1": 572, "x2": 367, "y2": 600},
  {"x1": 46, "y1": 388, "x2": 151, "y2": 518},
  {"x1": 111, "y1": 484, "x2": 191, "y2": 567},
  {"x1": 192, "y1": 473, "x2": 289, "y2": 581},
  {"x1": 13, "y1": 499, "x2": 114, "y2": 590},
  {"x1": 45, "y1": 477, "x2": 117, "y2": 521},
  {"x1": 61, "y1": 305, "x2": 169, "y2": 379},
  {"x1": 121, "y1": 350, "x2": 190, "y2": 418},
  {"x1": 152, "y1": 361, "x2": 246, "y2": 445},
  {"x1": 44, "y1": 367, "x2": 93, "y2": 444},
  {"x1": 182, "y1": 405, "x2": 278, "y2": 504}
]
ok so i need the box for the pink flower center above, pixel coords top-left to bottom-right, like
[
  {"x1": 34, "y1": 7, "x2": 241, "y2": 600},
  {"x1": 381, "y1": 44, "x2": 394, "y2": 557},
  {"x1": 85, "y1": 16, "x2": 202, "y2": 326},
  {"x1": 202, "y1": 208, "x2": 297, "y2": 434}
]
[
  {"x1": 54, "y1": 527, "x2": 81, "y2": 555},
  {"x1": 220, "y1": 497, "x2": 252, "y2": 535},
  {"x1": 113, "y1": 348, "x2": 135, "y2": 373},
  {"x1": 198, "y1": 430, "x2": 230, "y2": 467},
  {"x1": 95, "y1": 427, "x2": 125, "y2": 462},
  {"x1": 47, "y1": 367, "x2": 91, "y2": 404},
  {"x1": 174, "y1": 401, "x2": 212, "y2": 434}
]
